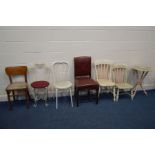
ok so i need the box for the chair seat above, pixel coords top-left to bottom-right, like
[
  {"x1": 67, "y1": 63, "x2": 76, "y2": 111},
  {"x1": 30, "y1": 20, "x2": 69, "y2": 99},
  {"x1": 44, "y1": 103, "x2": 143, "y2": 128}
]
[
  {"x1": 31, "y1": 81, "x2": 49, "y2": 88},
  {"x1": 97, "y1": 79, "x2": 115, "y2": 87},
  {"x1": 6, "y1": 82, "x2": 28, "y2": 91},
  {"x1": 54, "y1": 81, "x2": 72, "y2": 89},
  {"x1": 75, "y1": 77, "x2": 99, "y2": 89},
  {"x1": 116, "y1": 83, "x2": 133, "y2": 89}
]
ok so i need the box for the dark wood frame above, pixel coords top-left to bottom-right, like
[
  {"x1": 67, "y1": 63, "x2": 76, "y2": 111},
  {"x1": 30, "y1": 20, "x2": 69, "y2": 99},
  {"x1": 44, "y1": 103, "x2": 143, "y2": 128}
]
[{"x1": 74, "y1": 56, "x2": 99, "y2": 106}]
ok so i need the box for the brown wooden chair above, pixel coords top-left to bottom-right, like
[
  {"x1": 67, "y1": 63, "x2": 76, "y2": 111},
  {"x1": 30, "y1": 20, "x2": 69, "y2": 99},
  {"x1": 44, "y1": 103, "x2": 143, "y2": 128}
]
[
  {"x1": 5, "y1": 66, "x2": 30, "y2": 110},
  {"x1": 74, "y1": 56, "x2": 99, "y2": 106}
]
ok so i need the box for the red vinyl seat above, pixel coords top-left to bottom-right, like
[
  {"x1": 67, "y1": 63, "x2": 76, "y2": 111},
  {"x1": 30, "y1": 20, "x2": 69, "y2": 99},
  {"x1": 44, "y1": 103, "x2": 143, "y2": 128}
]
[
  {"x1": 74, "y1": 56, "x2": 99, "y2": 106},
  {"x1": 31, "y1": 81, "x2": 49, "y2": 89}
]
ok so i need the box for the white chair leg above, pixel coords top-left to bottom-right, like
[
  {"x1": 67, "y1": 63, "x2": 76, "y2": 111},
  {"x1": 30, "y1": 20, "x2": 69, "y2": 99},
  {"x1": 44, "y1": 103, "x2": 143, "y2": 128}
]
[
  {"x1": 69, "y1": 88, "x2": 73, "y2": 107},
  {"x1": 33, "y1": 88, "x2": 38, "y2": 107},
  {"x1": 113, "y1": 87, "x2": 116, "y2": 102},
  {"x1": 98, "y1": 87, "x2": 101, "y2": 98},
  {"x1": 116, "y1": 89, "x2": 119, "y2": 102},
  {"x1": 56, "y1": 89, "x2": 58, "y2": 109},
  {"x1": 45, "y1": 88, "x2": 49, "y2": 107},
  {"x1": 131, "y1": 90, "x2": 134, "y2": 101}
]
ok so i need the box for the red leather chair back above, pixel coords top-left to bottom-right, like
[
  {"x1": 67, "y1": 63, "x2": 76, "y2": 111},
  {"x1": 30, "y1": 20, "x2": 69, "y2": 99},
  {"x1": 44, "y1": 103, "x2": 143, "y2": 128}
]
[{"x1": 74, "y1": 56, "x2": 91, "y2": 78}]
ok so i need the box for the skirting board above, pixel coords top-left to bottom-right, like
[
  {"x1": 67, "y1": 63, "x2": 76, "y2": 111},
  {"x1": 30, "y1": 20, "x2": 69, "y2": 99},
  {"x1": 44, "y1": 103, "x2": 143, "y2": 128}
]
[{"x1": 0, "y1": 84, "x2": 155, "y2": 102}]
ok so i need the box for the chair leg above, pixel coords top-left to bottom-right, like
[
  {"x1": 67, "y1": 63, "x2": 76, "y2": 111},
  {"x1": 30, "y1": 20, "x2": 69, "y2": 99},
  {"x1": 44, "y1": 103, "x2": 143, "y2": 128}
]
[
  {"x1": 98, "y1": 87, "x2": 101, "y2": 98},
  {"x1": 74, "y1": 87, "x2": 76, "y2": 99},
  {"x1": 33, "y1": 88, "x2": 38, "y2": 107},
  {"x1": 69, "y1": 88, "x2": 73, "y2": 107},
  {"x1": 45, "y1": 87, "x2": 49, "y2": 107},
  {"x1": 116, "y1": 88, "x2": 119, "y2": 102},
  {"x1": 12, "y1": 90, "x2": 15, "y2": 101},
  {"x1": 113, "y1": 87, "x2": 116, "y2": 102},
  {"x1": 131, "y1": 90, "x2": 134, "y2": 101},
  {"x1": 7, "y1": 90, "x2": 12, "y2": 111},
  {"x1": 76, "y1": 89, "x2": 79, "y2": 107},
  {"x1": 56, "y1": 89, "x2": 58, "y2": 109},
  {"x1": 96, "y1": 88, "x2": 99, "y2": 104},
  {"x1": 88, "y1": 89, "x2": 90, "y2": 101},
  {"x1": 25, "y1": 89, "x2": 29, "y2": 109}
]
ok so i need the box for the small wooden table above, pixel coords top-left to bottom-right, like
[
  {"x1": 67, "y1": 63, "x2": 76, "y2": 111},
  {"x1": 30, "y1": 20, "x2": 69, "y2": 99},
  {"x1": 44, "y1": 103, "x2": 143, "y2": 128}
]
[{"x1": 132, "y1": 66, "x2": 151, "y2": 99}]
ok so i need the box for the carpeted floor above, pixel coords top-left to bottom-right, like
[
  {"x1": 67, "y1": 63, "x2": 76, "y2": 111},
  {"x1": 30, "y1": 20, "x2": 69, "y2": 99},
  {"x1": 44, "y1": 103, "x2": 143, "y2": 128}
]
[{"x1": 0, "y1": 90, "x2": 155, "y2": 129}]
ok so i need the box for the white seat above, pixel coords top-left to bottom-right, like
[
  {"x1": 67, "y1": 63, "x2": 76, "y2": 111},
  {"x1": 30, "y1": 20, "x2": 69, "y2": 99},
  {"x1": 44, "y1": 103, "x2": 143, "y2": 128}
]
[
  {"x1": 112, "y1": 64, "x2": 133, "y2": 102},
  {"x1": 94, "y1": 59, "x2": 116, "y2": 101},
  {"x1": 97, "y1": 79, "x2": 115, "y2": 87},
  {"x1": 52, "y1": 61, "x2": 73, "y2": 109},
  {"x1": 54, "y1": 81, "x2": 72, "y2": 89},
  {"x1": 116, "y1": 83, "x2": 133, "y2": 90}
]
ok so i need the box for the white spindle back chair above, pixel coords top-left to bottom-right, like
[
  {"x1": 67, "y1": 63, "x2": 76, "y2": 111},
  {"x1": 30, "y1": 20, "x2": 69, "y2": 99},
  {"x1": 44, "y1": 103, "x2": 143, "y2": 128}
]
[
  {"x1": 112, "y1": 64, "x2": 133, "y2": 101},
  {"x1": 52, "y1": 61, "x2": 73, "y2": 109},
  {"x1": 94, "y1": 60, "x2": 116, "y2": 101}
]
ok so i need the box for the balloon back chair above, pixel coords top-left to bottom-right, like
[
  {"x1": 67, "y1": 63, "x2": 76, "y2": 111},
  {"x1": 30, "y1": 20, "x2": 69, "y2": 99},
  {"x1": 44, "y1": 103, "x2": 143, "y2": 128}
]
[
  {"x1": 31, "y1": 64, "x2": 50, "y2": 107},
  {"x1": 74, "y1": 56, "x2": 99, "y2": 106},
  {"x1": 112, "y1": 64, "x2": 133, "y2": 102},
  {"x1": 94, "y1": 60, "x2": 116, "y2": 101},
  {"x1": 52, "y1": 61, "x2": 73, "y2": 109},
  {"x1": 5, "y1": 66, "x2": 30, "y2": 110}
]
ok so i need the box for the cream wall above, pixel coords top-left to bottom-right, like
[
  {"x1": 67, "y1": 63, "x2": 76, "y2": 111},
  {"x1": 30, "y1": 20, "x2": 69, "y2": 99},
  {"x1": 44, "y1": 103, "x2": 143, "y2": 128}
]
[{"x1": 0, "y1": 26, "x2": 155, "y2": 101}]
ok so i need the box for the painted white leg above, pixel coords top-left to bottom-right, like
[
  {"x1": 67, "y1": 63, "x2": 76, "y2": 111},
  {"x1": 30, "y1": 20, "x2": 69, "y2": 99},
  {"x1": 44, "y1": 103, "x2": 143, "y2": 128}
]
[
  {"x1": 132, "y1": 86, "x2": 138, "y2": 100},
  {"x1": 131, "y1": 90, "x2": 134, "y2": 101},
  {"x1": 69, "y1": 88, "x2": 73, "y2": 107},
  {"x1": 56, "y1": 89, "x2": 58, "y2": 109},
  {"x1": 140, "y1": 84, "x2": 148, "y2": 96},
  {"x1": 113, "y1": 87, "x2": 116, "y2": 102},
  {"x1": 116, "y1": 89, "x2": 119, "y2": 102},
  {"x1": 33, "y1": 88, "x2": 37, "y2": 107},
  {"x1": 45, "y1": 88, "x2": 49, "y2": 107},
  {"x1": 98, "y1": 87, "x2": 101, "y2": 98}
]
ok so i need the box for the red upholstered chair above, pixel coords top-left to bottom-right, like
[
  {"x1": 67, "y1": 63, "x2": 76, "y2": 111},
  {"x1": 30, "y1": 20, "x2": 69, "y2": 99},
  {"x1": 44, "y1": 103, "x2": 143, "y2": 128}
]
[{"x1": 74, "y1": 56, "x2": 99, "y2": 106}]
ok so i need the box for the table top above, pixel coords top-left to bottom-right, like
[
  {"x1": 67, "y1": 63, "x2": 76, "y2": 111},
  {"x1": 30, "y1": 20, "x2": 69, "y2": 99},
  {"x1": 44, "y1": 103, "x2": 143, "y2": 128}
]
[{"x1": 132, "y1": 66, "x2": 151, "y2": 72}]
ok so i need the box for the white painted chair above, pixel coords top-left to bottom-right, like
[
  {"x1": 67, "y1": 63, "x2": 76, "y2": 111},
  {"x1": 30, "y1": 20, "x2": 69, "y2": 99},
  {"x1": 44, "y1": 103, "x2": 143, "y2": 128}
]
[
  {"x1": 94, "y1": 59, "x2": 116, "y2": 101},
  {"x1": 112, "y1": 64, "x2": 133, "y2": 102},
  {"x1": 31, "y1": 64, "x2": 50, "y2": 107},
  {"x1": 52, "y1": 61, "x2": 73, "y2": 109}
]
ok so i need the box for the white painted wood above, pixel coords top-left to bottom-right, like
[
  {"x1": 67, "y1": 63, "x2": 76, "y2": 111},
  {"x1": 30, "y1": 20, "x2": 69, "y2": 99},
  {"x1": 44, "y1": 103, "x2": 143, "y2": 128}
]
[{"x1": 0, "y1": 26, "x2": 155, "y2": 101}]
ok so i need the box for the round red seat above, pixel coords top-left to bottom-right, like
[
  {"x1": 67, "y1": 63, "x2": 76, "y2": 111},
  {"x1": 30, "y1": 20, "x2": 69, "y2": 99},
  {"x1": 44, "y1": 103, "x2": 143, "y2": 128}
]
[{"x1": 31, "y1": 81, "x2": 49, "y2": 88}]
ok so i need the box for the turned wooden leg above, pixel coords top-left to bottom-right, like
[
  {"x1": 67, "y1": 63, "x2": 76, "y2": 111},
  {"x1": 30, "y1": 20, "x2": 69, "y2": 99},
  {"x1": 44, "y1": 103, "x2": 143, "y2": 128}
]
[
  {"x1": 96, "y1": 88, "x2": 99, "y2": 104},
  {"x1": 7, "y1": 90, "x2": 12, "y2": 111},
  {"x1": 25, "y1": 89, "x2": 29, "y2": 109},
  {"x1": 12, "y1": 90, "x2": 15, "y2": 101},
  {"x1": 88, "y1": 89, "x2": 90, "y2": 101}
]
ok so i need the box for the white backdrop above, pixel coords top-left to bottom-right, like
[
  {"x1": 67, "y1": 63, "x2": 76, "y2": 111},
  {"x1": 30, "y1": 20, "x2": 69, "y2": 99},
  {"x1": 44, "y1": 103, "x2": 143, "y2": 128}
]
[{"x1": 0, "y1": 26, "x2": 155, "y2": 101}]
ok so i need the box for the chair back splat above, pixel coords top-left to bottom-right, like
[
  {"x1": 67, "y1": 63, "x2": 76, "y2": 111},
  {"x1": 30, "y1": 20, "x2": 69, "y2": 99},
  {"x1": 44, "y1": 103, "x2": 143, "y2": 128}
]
[
  {"x1": 112, "y1": 65, "x2": 127, "y2": 84},
  {"x1": 5, "y1": 66, "x2": 28, "y2": 83},
  {"x1": 74, "y1": 56, "x2": 91, "y2": 78},
  {"x1": 53, "y1": 62, "x2": 70, "y2": 84}
]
